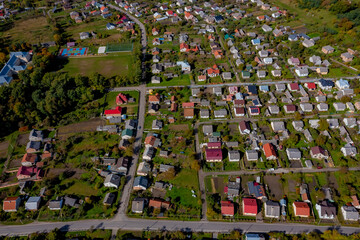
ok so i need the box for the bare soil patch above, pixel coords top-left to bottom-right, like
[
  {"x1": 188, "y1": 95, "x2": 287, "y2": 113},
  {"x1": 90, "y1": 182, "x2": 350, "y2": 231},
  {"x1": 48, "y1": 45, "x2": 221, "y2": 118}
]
[
  {"x1": 264, "y1": 175, "x2": 284, "y2": 200},
  {"x1": 17, "y1": 133, "x2": 29, "y2": 146},
  {"x1": 0, "y1": 141, "x2": 9, "y2": 158},
  {"x1": 169, "y1": 124, "x2": 189, "y2": 131},
  {"x1": 57, "y1": 118, "x2": 105, "y2": 140}
]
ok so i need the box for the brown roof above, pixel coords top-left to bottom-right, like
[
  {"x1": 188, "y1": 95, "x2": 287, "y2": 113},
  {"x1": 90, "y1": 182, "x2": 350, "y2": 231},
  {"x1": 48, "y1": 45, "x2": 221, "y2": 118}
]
[
  {"x1": 149, "y1": 199, "x2": 170, "y2": 209},
  {"x1": 22, "y1": 153, "x2": 37, "y2": 164},
  {"x1": 293, "y1": 201, "x2": 310, "y2": 216},
  {"x1": 145, "y1": 136, "x2": 156, "y2": 145},
  {"x1": 3, "y1": 197, "x2": 19, "y2": 211},
  {"x1": 352, "y1": 195, "x2": 360, "y2": 207},
  {"x1": 184, "y1": 108, "x2": 194, "y2": 117},
  {"x1": 149, "y1": 94, "x2": 160, "y2": 103}
]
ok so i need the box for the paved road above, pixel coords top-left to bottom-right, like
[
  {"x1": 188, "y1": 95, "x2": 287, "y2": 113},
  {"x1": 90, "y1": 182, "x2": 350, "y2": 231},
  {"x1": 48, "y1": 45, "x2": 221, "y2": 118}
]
[
  {"x1": 1, "y1": 217, "x2": 360, "y2": 236},
  {"x1": 107, "y1": 3, "x2": 148, "y2": 219},
  {"x1": 202, "y1": 167, "x2": 360, "y2": 177},
  {"x1": 146, "y1": 76, "x2": 359, "y2": 89}
]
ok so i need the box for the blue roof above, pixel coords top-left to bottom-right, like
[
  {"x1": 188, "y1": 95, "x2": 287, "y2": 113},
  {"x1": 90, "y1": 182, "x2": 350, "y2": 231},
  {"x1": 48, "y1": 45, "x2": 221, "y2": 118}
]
[
  {"x1": 235, "y1": 92, "x2": 243, "y2": 100},
  {"x1": 319, "y1": 79, "x2": 334, "y2": 87},
  {"x1": 252, "y1": 39, "x2": 261, "y2": 44},
  {"x1": 259, "y1": 85, "x2": 269, "y2": 91},
  {"x1": 249, "y1": 106, "x2": 260, "y2": 114},
  {"x1": 245, "y1": 233, "x2": 263, "y2": 240},
  {"x1": 337, "y1": 79, "x2": 349, "y2": 86},
  {"x1": 27, "y1": 196, "x2": 41, "y2": 203},
  {"x1": 134, "y1": 176, "x2": 148, "y2": 188},
  {"x1": 248, "y1": 85, "x2": 258, "y2": 94},
  {"x1": 288, "y1": 34, "x2": 298, "y2": 40},
  {"x1": 247, "y1": 181, "x2": 265, "y2": 197},
  {"x1": 0, "y1": 52, "x2": 30, "y2": 85}
]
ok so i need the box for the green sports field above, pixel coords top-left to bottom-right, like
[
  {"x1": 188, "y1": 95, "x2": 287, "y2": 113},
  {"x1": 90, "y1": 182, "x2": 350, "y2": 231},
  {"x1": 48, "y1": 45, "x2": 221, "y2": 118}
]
[{"x1": 61, "y1": 52, "x2": 133, "y2": 77}]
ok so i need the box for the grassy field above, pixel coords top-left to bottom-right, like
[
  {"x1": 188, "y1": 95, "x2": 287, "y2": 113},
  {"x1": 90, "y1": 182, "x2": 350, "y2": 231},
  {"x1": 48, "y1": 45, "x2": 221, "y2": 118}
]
[
  {"x1": 147, "y1": 75, "x2": 191, "y2": 87},
  {"x1": 60, "y1": 53, "x2": 133, "y2": 77},
  {"x1": 64, "y1": 181, "x2": 99, "y2": 196},
  {"x1": 1, "y1": 16, "x2": 53, "y2": 43},
  {"x1": 272, "y1": 0, "x2": 338, "y2": 31}
]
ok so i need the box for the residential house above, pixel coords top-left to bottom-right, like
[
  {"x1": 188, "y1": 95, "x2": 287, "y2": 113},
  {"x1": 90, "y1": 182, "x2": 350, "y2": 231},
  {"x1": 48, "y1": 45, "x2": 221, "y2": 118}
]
[
  {"x1": 341, "y1": 144, "x2": 357, "y2": 157},
  {"x1": 228, "y1": 151, "x2": 240, "y2": 162},
  {"x1": 152, "y1": 120, "x2": 163, "y2": 130},
  {"x1": 200, "y1": 109, "x2": 210, "y2": 118},
  {"x1": 264, "y1": 201, "x2": 280, "y2": 218},
  {"x1": 26, "y1": 141, "x2": 41, "y2": 153},
  {"x1": 3, "y1": 197, "x2": 21, "y2": 212},
  {"x1": 286, "y1": 148, "x2": 302, "y2": 160},
  {"x1": 335, "y1": 79, "x2": 350, "y2": 90},
  {"x1": 341, "y1": 205, "x2": 359, "y2": 221},
  {"x1": 310, "y1": 146, "x2": 328, "y2": 159},
  {"x1": 271, "y1": 121, "x2": 285, "y2": 132},
  {"x1": 288, "y1": 57, "x2": 300, "y2": 66},
  {"x1": 17, "y1": 166, "x2": 42, "y2": 180},
  {"x1": 221, "y1": 201, "x2": 235, "y2": 216},
  {"x1": 133, "y1": 176, "x2": 148, "y2": 190},
  {"x1": 239, "y1": 121, "x2": 251, "y2": 134},
  {"x1": 293, "y1": 202, "x2": 311, "y2": 217},
  {"x1": 132, "y1": 198, "x2": 145, "y2": 213},
  {"x1": 205, "y1": 148, "x2": 223, "y2": 162},
  {"x1": 242, "y1": 197, "x2": 258, "y2": 216},
  {"x1": 21, "y1": 153, "x2": 38, "y2": 167},
  {"x1": 246, "y1": 150, "x2": 259, "y2": 161},
  {"x1": 25, "y1": 197, "x2": 41, "y2": 211},
  {"x1": 322, "y1": 45, "x2": 335, "y2": 54},
  {"x1": 300, "y1": 103, "x2": 313, "y2": 112},
  {"x1": 104, "y1": 174, "x2": 121, "y2": 188},
  {"x1": 284, "y1": 104, "x2": 296, "y2": 114},
  {"x1": 341, "y1": 52, "x2": 353, "y2": 62},
  {"x1": 137, "y1": 162, "x2": 151, "y2": 176},
  {"x1": 318, "y1": 79, "x2": 334, "y2": 91},
  {"x1": 203, "y1": 125, "x2": 213, "y2": 136},
  {"x1": 268, "y1": 105, "x2": 280, "y2": 115},
  {"x1": 184, "y1": 108, "x2": 194, "y2": 119},
  {"x1": 292, "y1": 121, "x2": 304, "y2": 131},
  {"x1": 317, "y1": 103, "x2": 329, "y2": 112},
  {"x1": 248, "y1": 181, "x2": 267, "y2": 199},
  {"x1": 49, "y1": 198, "x2": 63, "y2": 210},
  {"x1": 263, "y1": 143, "x2": 277, "y2": 160},
  {"x1": 149, "y1": 199, "x2": 171, "y2": 210},
  {"x1": 333, "y1": 102, "x2": 346, "y2": 111},
  {"x1": 214, "y1": 109, "x2": 227, "y2": 118},
  {"x1": 29, "y1": 129, "x2": 43, "y2": 141},
  {"x1": 316, "y1": 200, "x2": 336, "y2": 219},
  {"x1": 295, "y1": 67, "x2": 309, "y2": 77}
]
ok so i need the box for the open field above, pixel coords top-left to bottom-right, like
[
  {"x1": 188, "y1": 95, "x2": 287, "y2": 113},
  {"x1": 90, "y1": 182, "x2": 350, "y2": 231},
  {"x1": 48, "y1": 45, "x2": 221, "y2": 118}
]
[
  {"x1": 1, "y1": 16, "x2": 52, "y2": 43},
  {"x1": 60, "y1": 53, "x2": 133, "y2": 77},
  {"x1": 57, "y1": 118, "x2": 105, "y2": 140},
  {"x1": 147, "y1": 75, "x2": 191, "y2": 87}
]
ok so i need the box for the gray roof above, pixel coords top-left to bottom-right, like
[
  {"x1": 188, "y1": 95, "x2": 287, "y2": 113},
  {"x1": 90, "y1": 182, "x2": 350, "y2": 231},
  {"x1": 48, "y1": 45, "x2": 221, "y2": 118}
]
[
  {"x1": 104, "y1": 174, "x2": 121, "y2": 188},
  {"x1": 246, "y1": 150, "x2": 258, "y2": 161},
  {"x1": 132, "y1": 198, "x2": 145, "y2": 213},
  {"x1": 159, "y1": 164, "x2": 174, "y2": 173},
  {"x1": 228, "y1": 150, "x2": 240, "y2": 161},
  {"x1": 64, "y1": 196, "x2": 78, "y2": 207},
  {"x1": 48, "y1": 198, "x2": 63, "y2": 210},
  {"x1": 214, "y1": 109, "x2": 227, "y2": 117},
  {"x1": 286, "y1": 148, "x2": 302, "y2": 160},
  {"x1": 203, "y1": 125, "x2": 213, "y2": 134},
  {"x1": 103, "y1": 192, "x2": 116, "y2": 205},
  {"x1": 271, "y1": 121, "x2": 285, "y2": 132},
  {"x1": 342, "y1": 205, "x2": 359, "y2": 220},
  {"x1": 134, "y1": 176, "x2": 148, "y2": 189},
  {"x1": 265, "y1": 200, "x2": 280, "y2": 217}
]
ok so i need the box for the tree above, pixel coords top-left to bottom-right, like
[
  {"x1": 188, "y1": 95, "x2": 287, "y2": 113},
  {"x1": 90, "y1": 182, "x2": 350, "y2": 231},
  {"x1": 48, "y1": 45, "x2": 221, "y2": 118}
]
[
  {"x1": 318, "y1": 118, "x2": 329, "y2": 131},
  {"x1": 0, "y1": 52, "x2": 6, "y2": 63},
  {"x1": 190, "y1": 160, "x2": 201, "y2": 171},
  {"x1": 316, "y1": 134, "x2": 327, "y2": 146}
]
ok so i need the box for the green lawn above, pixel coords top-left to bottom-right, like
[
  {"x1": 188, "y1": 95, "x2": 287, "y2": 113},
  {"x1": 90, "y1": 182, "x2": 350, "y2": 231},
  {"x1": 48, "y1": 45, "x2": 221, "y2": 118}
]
[
  {"x1": 60, "y1": 53, "x2": 133, "y2": 77},
  {"x1": 64, "y1": 182, "x2": 99, "y2": 196},
  {"x1": 147, "y1": 75, "x2": 191, "y2": 87},
  {"x1": 169, "y1": 169, "x2": 199, "y2": 190}
]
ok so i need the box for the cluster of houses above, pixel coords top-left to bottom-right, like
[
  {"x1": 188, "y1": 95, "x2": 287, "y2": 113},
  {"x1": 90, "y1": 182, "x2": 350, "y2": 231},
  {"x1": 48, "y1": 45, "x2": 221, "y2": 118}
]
[
  {"x1": 2, "y1": 193, "x2": 88, "y2": 212},
  {"x1": 218, "y1": 176, "x2": 360, "y2": 222},
  {"x1": 113, "y1": 0, "x2": 357, "y2": 84},
  {"x1": 16, "y1": 129, "x2": 55, "y2": 181},
  {"x1": 0, "y1": 52, "x2": 32, "y2": 85}
]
